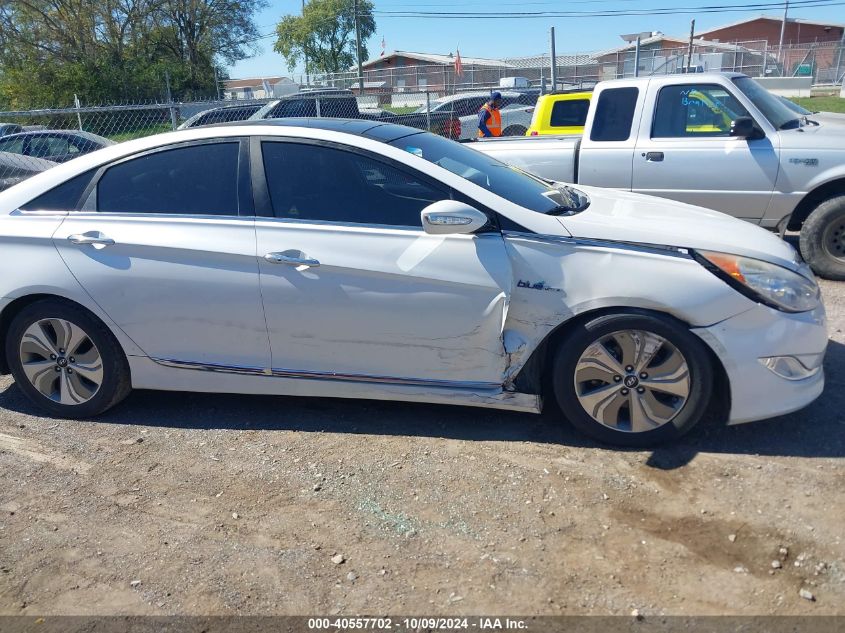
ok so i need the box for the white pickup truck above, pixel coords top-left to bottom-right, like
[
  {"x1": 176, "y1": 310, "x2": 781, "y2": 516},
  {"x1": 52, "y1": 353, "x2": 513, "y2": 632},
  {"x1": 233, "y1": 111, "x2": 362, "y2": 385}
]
[{"x1": 470, "y1": 72, "x2": 845, "y2": 279}]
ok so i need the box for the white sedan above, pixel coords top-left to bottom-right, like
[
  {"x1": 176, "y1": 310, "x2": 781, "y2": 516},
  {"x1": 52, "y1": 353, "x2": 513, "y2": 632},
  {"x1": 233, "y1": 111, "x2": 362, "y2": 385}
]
[{"x1": 0, "y1": 119, "x2": 827, "y2": 446}]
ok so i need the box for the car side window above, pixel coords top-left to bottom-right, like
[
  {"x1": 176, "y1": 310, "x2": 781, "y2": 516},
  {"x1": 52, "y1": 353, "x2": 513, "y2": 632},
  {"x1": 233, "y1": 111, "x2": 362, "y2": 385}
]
[
  {"x1": 652, "y1": 84, "x2": 751, "y2": 138},
  {"x1": 268, "y1": 99, "x2": 317, "y2": 118},
  {"x1": 550, "y1": 99, "x2": 590, "y2": 127},
  {"x1": 320, "y1": 98, "x2": 354, "y2": 118},
  {"x1": 30, "y1": 136, "x2": 69, "y2": 157},
  {"x1": 261, "y1": 141, "x2": 447, "y2": 228},
  {"x1": 0, "y1": 137, "x2": 24, "y2": 153},
  {"x1": 96, "y1": 142, "x2": 240, "y2": 215},
  {"x1": 19, "y1": 169, "x2": 97, "y2": 211},
  {"x1": 590, "y1": 87, "x2": 639, "y2": 142}
]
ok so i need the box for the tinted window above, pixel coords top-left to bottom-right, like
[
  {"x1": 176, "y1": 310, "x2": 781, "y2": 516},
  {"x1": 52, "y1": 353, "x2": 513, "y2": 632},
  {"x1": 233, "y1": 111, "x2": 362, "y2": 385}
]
[
  {"x1": 30, "y1": 136, "x2": 70, "y2": 157},
  {"x1": 652, "y1": 84, "x2": 750, "y2": 138},
  {"x1": 388, "y1": 132, "x2": 588, "y2": 215},
  {"x1": 320, "y1": 97, "x2": 357, "y2": 118},
  {"x1": 550, "y1": 99, "x2": 590, "y2": 128},
  {"x1": 20, "y1": 169, "x2": 96, "y2": 211},
  {"x1": 192, "y1": 106, "x2": 260, "y2": 127},
  {"x1": 97, "y1": 142, "x2": 240, "y2": 215},
  {"x1": 267, "y1": 99, "x2": 317, "y2": 118},
  {"x1": 590, "y1": 87, "x2": 639, "y2": 142},
  {"x1": 262, "y1": 142, "x2": 446, "y2": 227},
  {"x1": 0, "y1": 137, "x2": 24, "y2": 153}
]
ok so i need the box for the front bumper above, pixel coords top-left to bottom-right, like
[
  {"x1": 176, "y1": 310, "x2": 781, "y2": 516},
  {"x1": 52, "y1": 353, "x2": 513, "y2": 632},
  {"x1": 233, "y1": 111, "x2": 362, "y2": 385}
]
[{"x1": 693, "y1": 303, "x2": 827, "y2": 425}]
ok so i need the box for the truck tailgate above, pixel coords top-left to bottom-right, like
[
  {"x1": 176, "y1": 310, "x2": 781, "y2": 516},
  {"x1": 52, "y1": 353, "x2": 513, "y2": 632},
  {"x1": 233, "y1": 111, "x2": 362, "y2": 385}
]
[{"x1": 467, "y1": 135, "x2": 581, "y2": 183}]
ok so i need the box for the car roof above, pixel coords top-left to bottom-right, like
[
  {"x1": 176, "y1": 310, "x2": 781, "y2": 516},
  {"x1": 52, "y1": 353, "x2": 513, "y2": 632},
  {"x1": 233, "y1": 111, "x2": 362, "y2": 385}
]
[{"x1": 217, "y1": 117, "x2": 423, "y2": 142}]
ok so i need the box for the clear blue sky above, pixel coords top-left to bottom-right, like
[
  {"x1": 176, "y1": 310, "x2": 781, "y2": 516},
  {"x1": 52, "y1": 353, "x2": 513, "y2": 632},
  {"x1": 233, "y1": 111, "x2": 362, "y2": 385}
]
[{"x1": 230, "y1": 0, "x2": 845, "y2": 79}]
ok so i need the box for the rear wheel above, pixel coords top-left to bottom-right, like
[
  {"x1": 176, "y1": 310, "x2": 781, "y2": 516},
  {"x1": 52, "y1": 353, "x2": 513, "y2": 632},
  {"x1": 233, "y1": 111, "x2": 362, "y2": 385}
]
[
  {"x1": 6, "y1": 299, "x2": 131, "y2": 418},
  {"x1": 799, "y1": 195, "x2": 845, "y2": 280},
  {"x1": 551, "y1": 312, "x2": 714, "y2": 446}
]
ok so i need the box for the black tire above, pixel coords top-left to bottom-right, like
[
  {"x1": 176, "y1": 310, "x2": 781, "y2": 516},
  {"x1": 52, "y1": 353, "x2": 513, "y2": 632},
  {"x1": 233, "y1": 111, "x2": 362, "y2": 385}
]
[
  {"x1": 5, "y1": 299, "x2": 131, "y2": 418},
  {"x1": 502, "y1": 125, "x2": 527, "y2": 137},
  {"x1": 551, "y1": 311, "x2": 714, "y2": 447},
  {"x1": 799, "y1": 195, "x2": 845, "y2": 281}
]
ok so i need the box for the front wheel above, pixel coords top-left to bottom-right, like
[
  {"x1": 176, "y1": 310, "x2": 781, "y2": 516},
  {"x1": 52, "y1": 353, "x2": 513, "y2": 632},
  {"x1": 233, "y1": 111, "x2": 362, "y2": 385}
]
[
  {"x1": 799, "y1": 195, "x2": 845, "y2": 280},
  {"x1": 6, "y1": 299, "x2": 131, "y2": 418},
  {"x1": 551, "y1": 312, "x2": 714, "y2": 447}
]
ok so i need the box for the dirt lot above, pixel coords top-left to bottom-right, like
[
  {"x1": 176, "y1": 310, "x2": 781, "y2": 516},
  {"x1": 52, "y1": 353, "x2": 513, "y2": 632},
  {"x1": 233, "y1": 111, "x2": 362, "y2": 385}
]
[{"x1": 0, "y1": 282, "x2": 843, "y2": 617}]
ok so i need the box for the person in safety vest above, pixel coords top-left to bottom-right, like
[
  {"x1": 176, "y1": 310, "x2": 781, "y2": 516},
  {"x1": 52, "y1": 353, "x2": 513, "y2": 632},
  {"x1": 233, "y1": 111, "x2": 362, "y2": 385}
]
[{"x1": 477, "y1": 91, "x2": 503, "y2": 138}]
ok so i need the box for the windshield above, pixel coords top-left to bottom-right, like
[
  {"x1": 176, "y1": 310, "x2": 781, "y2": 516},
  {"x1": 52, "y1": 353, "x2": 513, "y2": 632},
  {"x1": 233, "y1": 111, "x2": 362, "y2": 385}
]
[
  {"x1": 389, "y1": 132, "x2": 589, "y2": 215},
  {"x1": 777, "y1": 95, "x2": 814, "y2": 116},
  {"x1": 732, "y1": 76, "x2": 803, "y2": 130}
]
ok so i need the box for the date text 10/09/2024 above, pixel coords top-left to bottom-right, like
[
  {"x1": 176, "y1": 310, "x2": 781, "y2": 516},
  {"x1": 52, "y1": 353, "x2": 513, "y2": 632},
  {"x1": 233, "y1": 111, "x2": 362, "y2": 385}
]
[{"x1": 307, "y1": 618, "x2": 528, "y2": 630}]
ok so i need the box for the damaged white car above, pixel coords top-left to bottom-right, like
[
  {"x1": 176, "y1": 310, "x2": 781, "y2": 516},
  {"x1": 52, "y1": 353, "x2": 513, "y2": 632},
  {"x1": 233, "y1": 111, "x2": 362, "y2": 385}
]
[{"x1": 0, "y1": 120, "x2": 827, "y2": 446}]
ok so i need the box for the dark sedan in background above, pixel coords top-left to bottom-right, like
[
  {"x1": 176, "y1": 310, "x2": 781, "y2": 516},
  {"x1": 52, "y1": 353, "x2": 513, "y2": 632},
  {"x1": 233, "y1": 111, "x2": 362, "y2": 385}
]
[{"x1": 0, "y1": 130, "x2": 114, "y2": 163}]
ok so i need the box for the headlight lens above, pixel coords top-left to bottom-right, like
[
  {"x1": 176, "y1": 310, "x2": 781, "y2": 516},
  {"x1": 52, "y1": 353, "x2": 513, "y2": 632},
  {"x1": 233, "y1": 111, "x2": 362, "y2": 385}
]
[{"x1": 697, "y1": 250, "x2": 820, "y2": 313}]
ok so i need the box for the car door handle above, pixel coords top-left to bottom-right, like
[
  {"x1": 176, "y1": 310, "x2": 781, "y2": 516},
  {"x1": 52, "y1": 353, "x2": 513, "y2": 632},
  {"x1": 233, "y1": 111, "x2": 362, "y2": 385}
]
[
  {"x1": 67, "y1": 232, "x2": 115, "y2": 247},
  {"x1": 264, "y1": 252, "x2": 320, "y2": 268},
  {"x1": 644, "y1": 151, "x2": 665, "y2": 162}
]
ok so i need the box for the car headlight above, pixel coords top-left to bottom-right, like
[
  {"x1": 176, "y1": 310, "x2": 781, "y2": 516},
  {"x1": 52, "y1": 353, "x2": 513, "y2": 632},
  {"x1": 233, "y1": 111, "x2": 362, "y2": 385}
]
[{"x1": 695, "y1": 250, "x2": 820, "y2": 313}]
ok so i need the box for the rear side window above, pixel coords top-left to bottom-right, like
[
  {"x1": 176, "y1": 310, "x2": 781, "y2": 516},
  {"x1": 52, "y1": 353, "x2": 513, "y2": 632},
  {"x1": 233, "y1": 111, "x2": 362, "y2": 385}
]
[
  {"x1": 267, "y1": 99, "x2": 317, "y2": 118},
  {"x1": 20, "y1": 169, "x2": 96, "y2": 211},
  {"x1": 30, "y1": 136, "x2": 69, "y2": 157},
  {"x1": 0, "y1": 137, "x2": 24, "y2": 153},
  {"x1": 590, "y1": 87, "x2": 639, "y2": 142},
  {"x1": 320, "y1": 98, "x2": 356, "y2": 118},
  {"x1": 97, "y1": 142, "x2": 240, "y2": 215},
  {"x1": 550, "y1": 99, "x2": 590, "y2": 127},
  {"x1": 261, "y1": 141, "x2": 446, "y2": 227}
]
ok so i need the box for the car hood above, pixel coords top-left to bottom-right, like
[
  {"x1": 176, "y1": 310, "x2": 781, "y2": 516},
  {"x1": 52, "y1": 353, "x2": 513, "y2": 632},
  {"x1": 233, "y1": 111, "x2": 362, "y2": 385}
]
[
  {"x1": 557, "y1": 185, "x2": 802, "y2": 271},
  {"x1": 778, "y1": 122, "x2": 845, "y2": 149}
]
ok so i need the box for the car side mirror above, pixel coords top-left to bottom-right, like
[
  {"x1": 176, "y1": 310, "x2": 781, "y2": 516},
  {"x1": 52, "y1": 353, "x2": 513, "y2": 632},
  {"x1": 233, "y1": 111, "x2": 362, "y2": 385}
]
[
  {"x1": 420, "y1": 200, "x2": 489, "y2": 235},
  {"x1": 730, "y1": 116, "x2": 762, "y2": 140}
]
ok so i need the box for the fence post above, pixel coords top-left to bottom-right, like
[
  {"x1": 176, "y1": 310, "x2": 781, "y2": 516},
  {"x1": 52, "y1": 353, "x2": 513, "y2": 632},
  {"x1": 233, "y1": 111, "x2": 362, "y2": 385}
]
[
  {"x1": 549, "y1": 27, "x2": 557, "y2": 90},
  {"x1": 73, "y1": 94, "x2": 83, "y2": 131},
  {"x1": 165, "y1": 70, "x2": 178, "y2": 131},
  {"x1": 634, "y1": 36, "x2": 641, "y2": 77},
  {"x1": 425, "y1": 91, "x2": 431, "y2": 131}
]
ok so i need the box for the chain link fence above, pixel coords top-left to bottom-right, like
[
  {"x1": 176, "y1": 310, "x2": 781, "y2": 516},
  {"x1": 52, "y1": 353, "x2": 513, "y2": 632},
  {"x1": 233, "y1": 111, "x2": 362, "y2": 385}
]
[{"x1": 0, "y1": 38, "x2": 843, "y2": 192}]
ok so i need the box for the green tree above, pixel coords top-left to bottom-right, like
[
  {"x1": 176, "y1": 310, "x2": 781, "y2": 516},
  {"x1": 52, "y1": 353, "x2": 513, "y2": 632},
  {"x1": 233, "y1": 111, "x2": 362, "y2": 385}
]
[{"x1": 274, "y1": 0, "x2": 375, "y2": 75}]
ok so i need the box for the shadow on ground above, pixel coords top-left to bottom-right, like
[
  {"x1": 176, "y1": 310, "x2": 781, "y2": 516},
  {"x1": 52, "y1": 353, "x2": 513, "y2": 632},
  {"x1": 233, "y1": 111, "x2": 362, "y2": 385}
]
[{"x1": 2, "y1": 341, "x2": 843, "y2": 470}]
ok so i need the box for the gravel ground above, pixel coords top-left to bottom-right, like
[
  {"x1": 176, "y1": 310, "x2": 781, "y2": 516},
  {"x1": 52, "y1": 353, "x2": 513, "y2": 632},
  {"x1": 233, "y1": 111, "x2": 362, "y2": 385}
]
[{"x1": 0, "y1": 281, "x2": 843, "y2": 616}]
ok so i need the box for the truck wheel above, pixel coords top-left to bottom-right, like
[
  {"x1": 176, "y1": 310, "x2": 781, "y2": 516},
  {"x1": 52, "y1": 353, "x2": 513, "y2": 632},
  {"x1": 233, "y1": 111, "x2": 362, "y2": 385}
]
[
  {"x1": 503, "y1": 125, "x2": 527, "y2": 136},
  {"x1": 799, "y1": 195, "x2": 845, "y2": 281}
]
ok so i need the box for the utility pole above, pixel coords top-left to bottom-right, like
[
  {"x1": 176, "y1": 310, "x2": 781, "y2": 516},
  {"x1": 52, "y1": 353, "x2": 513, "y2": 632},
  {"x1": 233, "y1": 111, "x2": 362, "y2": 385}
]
[
  {"x1": 302, "y1": 0, "x2": 310, "y2": 86},
  {"x1": 686, "y1": 19, "x2": 695, "y2": 72},
  {"x1": 634, "y1": 36, "x2": 641, "y2": 77},
  {"x1": 549, "y1": 26, "x2": 557, "y2": 91},
  {"x1": 214, "y1": 66, "x2": 221, "y2": 100},
  {"x1": 354, "y1": 0, "x2": 365, "y2": 94},
  {"x1": 778, "y1": 0, "x2": 789, "y2": 74}
]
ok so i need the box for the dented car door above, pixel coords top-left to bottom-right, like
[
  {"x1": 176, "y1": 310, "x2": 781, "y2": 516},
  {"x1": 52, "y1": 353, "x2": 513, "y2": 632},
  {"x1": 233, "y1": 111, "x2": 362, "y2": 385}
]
[{"x1": 254, "y1": 139, "x2": 512, "y2": 386}]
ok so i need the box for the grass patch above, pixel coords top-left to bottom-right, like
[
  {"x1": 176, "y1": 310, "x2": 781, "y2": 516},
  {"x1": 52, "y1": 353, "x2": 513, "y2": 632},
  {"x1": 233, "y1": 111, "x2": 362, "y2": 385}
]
[
  {"x1": 788, "y1": 96, "x2": 845, "y2": 113},
  {"x1": 106, "y1": 123, "x2": 173, "y2": 142},
  {"x1": 382, "y1": 105, "x2": 419, "y2": 115}
]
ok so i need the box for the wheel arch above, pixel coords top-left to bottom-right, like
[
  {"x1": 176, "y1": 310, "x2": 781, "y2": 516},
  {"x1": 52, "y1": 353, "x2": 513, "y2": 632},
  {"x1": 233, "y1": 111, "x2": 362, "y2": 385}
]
[
  {"x1": 787, "y1": 178, "x2": 845, "y2": 231},
  {"x1": 509, "y1": 306, "x2": 731, "y2": 423},
  {"x1": 0, "y1": 293, "x2": 131, "y2": 376}
]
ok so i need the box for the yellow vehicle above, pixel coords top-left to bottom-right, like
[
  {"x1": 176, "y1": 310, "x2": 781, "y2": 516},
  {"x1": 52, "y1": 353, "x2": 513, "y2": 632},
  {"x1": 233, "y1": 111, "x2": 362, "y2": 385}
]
[{"x1": 525, "y1": 91, "x2": 592, "y2": 136}]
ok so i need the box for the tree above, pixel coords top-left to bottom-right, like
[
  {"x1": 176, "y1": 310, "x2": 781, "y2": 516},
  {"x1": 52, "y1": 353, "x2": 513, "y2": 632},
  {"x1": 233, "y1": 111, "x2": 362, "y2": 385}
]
[
  {"x1": 274, "y1": 0, "x2": 375, "y2": 75},
  {"x1": 0, "y1": 0, "x2": 266, "y2": 107}
]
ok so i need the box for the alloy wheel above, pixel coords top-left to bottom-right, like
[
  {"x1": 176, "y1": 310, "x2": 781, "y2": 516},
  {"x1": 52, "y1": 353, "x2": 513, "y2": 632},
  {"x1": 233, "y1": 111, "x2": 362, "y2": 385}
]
[
  {"x1": 19, "y1": 318, "x2": 104, "y2": 405},
  {"x1": 573, "y1": 329, "x2": 690, "y2": 433}
]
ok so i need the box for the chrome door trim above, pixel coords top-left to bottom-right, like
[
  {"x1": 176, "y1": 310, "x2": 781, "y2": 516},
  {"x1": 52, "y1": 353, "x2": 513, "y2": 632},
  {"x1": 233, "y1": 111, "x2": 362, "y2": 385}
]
[
  {"x1": 502, "y1": 230, "x2": 693, "y2": 259},
  {"x1": 152, "y1": 357, "x2": 501, "y2": 390}
]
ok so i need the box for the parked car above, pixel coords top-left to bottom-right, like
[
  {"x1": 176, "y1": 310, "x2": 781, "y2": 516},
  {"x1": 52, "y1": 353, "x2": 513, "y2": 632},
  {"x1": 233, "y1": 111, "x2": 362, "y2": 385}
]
[
  {"x1": 0, "y1": 123, "x2": 23, "y2": 137},
  {"x1": 412, "y1": 91, "x2": 538, "y2": 138},
  {"x1": 178, "y1": 103, "x2": 264, "y2": 129},
  {"x1": 0, "y1": 151, "x2": 56, "y2": 191},
  {"x1": 0, "y1": 130, "x2": 114, "y2": 163},
  {"x1": 778, "y1": 95, "x2": 845, "y2": 127},
  {"x1": 249, "y1": 88, "x2": 366, "y2": 121},
  {"x1": 470, "y1": 72, "x2": 845, "y2": 280},
  {"x1": 526, "y1": 91, "x2": 592, "y2": 136},
  {"x1": 0, "y1": 119, "x2": 826, "y2": 445}
]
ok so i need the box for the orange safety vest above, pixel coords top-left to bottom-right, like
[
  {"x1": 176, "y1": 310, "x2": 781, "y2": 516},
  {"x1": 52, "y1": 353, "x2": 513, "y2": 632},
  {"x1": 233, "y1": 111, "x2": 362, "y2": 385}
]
[{"x1": 478, "y1": 103, "x2": 502, "y2": 137}]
